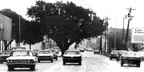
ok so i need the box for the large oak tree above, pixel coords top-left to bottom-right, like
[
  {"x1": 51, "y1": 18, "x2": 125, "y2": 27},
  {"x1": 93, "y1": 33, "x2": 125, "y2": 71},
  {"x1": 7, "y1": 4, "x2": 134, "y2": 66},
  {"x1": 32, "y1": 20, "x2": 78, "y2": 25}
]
[{"x1": 27, "y1": 1, "x2": 106, "y2": 55}]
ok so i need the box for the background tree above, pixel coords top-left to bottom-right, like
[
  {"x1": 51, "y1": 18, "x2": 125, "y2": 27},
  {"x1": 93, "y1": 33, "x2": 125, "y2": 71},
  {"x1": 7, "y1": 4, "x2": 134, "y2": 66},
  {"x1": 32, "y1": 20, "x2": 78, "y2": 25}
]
[
  {"x1": 21, "y1": 21, "x2": 44, "y2": 49},
  {"x1": 108, "y1": 28, "x2": 127, "y2": 52},
  {"x1": 27, "y1": 1, "x2": 106, "y2": 55}
]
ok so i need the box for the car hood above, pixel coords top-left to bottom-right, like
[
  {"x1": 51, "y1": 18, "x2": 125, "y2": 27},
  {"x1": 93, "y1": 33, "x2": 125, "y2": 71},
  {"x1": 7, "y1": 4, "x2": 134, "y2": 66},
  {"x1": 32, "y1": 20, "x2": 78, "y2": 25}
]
[
  {"x1": 63, "y1": 54, "x2": 81, "y2": 57},
  {"x1": 122, "y1": 55, "x2": 141, "y2": 58},
  {"x1": 6, "y1": 56, "x2": 36, "y2": 60}
]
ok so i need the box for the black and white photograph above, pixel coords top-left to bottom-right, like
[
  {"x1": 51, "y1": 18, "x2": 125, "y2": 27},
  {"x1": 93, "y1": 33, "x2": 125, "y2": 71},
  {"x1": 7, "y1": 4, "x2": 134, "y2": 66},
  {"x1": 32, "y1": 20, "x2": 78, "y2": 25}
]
[{"x1": 0, "y1": 0, "x2": 144, "y2": 72}]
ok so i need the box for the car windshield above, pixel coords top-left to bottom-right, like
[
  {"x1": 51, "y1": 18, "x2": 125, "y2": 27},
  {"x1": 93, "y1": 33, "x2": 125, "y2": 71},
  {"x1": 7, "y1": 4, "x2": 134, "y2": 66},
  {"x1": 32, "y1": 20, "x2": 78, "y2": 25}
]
[
  {"x1": 39, "y1": 51, "x2": 51, "y2": 54},
  {"x1": 124, "y1": 52, "x2": 139, "y2": 56},
  {"x1": 12, "y1": 51, "x2": 33, "y2": 56},
  {"x1": 65, "y1": 51, "x2": 80, "y2": 55},
  {"x1": 111, "y1": 50, "x2": 118, "y2": 54}
]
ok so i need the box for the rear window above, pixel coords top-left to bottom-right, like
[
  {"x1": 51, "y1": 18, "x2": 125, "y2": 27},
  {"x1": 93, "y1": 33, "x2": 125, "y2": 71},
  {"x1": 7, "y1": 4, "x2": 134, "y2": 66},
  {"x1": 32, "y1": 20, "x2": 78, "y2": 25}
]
[
  {"x1": 11, "y1": 51, "x2": 33, "y2": 56},
  {"x1": 39, "y1": 51, "x2": 51, "y2": 54},
  {"x1": 65, "y1": 51, "x2": 80, "y2": 55},
  {"x1": 111, "y1": 50, "x2": 118, "y2": 54}
]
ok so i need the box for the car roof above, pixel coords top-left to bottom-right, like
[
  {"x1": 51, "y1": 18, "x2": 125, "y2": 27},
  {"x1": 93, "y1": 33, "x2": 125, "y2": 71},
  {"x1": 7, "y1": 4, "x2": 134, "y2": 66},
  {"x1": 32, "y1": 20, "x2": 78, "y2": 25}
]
[
  {"x1": 66, "y1": 49, "x2": 80, "y2": 52},
  {"x1": 11, "y1": 50, "x2": 32, "y2": 52}
]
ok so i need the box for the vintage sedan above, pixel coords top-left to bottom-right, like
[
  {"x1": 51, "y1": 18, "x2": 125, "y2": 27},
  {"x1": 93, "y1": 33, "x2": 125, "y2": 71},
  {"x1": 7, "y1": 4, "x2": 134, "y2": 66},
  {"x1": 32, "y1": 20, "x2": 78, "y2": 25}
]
[
  {"x1": 120, "y1": 51, "x2": 141, "y2": 67},
  {"x1": 109, "y1": 50, "x2": 119, "y2": 60},
  {"x1": 117, "y1": 50, "x2": 127, "y2": 61},
  {"x1": 63, "y1": 49, "x2": 82, "y2": 65},
  {"x1": 0, "y1": 50, "x2": 11, "y2": 63},
  {"x1": 6, "y1": 50, "x2": 37, "y2": 71},
  {"x1": 37, "y1": 50, "x2": 54, "y2": 62}
]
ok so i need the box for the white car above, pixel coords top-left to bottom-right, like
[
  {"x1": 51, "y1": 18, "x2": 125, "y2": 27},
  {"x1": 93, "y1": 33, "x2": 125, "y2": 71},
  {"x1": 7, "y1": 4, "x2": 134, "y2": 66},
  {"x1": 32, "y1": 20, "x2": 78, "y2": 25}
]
[
  {"x1": 6, "y1": 50, "x2": 37, "y2": 71},
  {"x1": 120, "y1": 51, "x2": 141, "y2": 67},
  {"x1": 63, "y1": 49, "x2": 82, "y2": 65},
  {"x1": 37, "y1": 50, "x2": 54, "y2": 62}
]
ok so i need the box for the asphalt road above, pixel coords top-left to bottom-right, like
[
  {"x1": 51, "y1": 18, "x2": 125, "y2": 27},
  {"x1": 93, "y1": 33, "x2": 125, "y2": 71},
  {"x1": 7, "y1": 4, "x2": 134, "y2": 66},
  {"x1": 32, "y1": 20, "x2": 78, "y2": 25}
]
[{"x1": 0, "y1": 51, "x2": 144, "y2": 72}]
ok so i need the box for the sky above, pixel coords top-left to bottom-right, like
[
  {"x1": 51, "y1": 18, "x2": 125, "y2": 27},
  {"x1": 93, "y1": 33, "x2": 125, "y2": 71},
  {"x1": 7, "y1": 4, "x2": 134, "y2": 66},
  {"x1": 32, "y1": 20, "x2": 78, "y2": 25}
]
[{"x1": 0, "y1": 0, "x2": 144, "y2": 29}]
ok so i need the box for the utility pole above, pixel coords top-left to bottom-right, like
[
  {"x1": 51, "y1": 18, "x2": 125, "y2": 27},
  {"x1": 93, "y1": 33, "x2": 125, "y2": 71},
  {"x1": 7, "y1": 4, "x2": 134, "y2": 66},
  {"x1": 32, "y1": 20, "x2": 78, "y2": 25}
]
[
  {"x1": 122, "y1": 15, "x2": 127, "y2": 39},
  {"x1": 104, "y1": 17, "x2": 110, "y2": 54},
  {"x1": 125, "y1": 7, "x2": 135, "y2": 50}
]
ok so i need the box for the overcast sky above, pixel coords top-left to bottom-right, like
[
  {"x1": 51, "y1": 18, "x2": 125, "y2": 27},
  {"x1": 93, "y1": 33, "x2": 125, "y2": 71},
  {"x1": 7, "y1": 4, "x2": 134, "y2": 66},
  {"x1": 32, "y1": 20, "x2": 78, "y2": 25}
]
[{"x1": 0, "y1": 0, "x2": 144, "y2": 29}]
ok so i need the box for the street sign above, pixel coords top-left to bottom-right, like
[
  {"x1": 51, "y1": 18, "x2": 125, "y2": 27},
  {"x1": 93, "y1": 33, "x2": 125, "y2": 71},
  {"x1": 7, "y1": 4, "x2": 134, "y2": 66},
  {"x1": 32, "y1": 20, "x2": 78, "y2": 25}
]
[
  {"x1": 131, "y1": 28, "x2": 144, "y2": 43},
  {"x1": 0, "y1": 13, "x2": 12, "y2": 41}
]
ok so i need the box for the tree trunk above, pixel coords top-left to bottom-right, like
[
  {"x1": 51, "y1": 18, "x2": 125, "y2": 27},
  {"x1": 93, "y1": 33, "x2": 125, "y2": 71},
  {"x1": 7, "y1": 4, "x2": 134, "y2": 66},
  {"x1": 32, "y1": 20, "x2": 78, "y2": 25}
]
[
  {"x1": 3, "y1": 40, "x2": 7, "y2": 50},
  {"x1": 29, "y1": 44, "x2": 31, "y2": 50}
]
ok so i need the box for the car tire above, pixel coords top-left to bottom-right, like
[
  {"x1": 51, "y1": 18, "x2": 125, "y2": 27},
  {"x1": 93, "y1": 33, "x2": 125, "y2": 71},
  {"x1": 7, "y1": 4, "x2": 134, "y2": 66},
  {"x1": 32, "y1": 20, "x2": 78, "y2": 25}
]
[
  {"x1": 0, "y1": 61, "x2": 3, "y2": 63},
  {"x1": 79, "y1": 61, "x2": 81, "y2": 65},
  {"x1": 38, "y1": 59, "x2": 40, "y2": 63},
  {"x1": 121, "y1": 62, "x2": 123, "y2": 66},
  {"x1": 137, "y1": 63, "x2": 140, "y2": 67},
  {"x1": 110, "y1": 57, "x2": 112, "y2": 60},
  {"x1": 63, "y1": 61, "x2": 66, "y2": 65},
  {"x1": 8, "y1": 66, "x2": 14, "y2": 71},
  {"x1": 56, "y1": 57, "x2": 58, "y2": 61},
  {"x1": 51, "y1": 59, "x2": 53, "y2": 62},
  {"x1": 116, "y1": 59, "x2": 119, "y2": 62},
  {"x1": 30, "y1": 65, "x2": 35, "y2": 71}
]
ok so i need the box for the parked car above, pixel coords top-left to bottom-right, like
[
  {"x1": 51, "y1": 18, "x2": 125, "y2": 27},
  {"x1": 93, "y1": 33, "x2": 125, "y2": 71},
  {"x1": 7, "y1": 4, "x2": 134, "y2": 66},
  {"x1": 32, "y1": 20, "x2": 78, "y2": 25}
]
[
  {"x1": 85, "y1": 48, "x2": 93, "y2": 52},
  {"x1": 94, "y1": 49, "x2": 99, "y2": 54},
  {"x1": 62, "y1": 49, "x2": 82, "y2": 65},
  {"x1": 0, "y1": 50, "x2": 11, "y2": 63},
  {"x1": 6, "y1": 50, "x2": 37, "y2": 71},
  {"x1": 109, "y1": 50, "x2": 119, "y2": 60},
  {"x1": 37, "y1": 50, "x2": 53, "y2": 62},
  {"x1": 32, "y1": 49, "x2": 40, "y2": 55},
  {"x1": 117, "y1": 50, "x2": 127, "y2": 61},
  {"x1": 51, "y1": 49, "x2": 58, "y2": 60},
  {"x1": 120, "y1": 51, "x2": 141, "y2": 67},
  {"x1": 44, "y1": 49, "x2": 58, "y2": 60}
]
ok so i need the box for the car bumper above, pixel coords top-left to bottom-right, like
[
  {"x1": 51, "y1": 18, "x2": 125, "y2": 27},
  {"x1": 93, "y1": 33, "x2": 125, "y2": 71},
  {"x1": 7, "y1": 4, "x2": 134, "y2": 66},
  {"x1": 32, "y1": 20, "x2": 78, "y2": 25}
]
[
  {"x1": 38, "y1": 56, "x2": 53, "y2": 60},
  {"x1": 6, "y1": 63, "x2": 36, "y2": 67},
  {"x1": 121, "y1": 59, "x2": 141, "y2": 64},
  {"x1": 63, "y1": 58, "x2": 82, "y2": 62}
]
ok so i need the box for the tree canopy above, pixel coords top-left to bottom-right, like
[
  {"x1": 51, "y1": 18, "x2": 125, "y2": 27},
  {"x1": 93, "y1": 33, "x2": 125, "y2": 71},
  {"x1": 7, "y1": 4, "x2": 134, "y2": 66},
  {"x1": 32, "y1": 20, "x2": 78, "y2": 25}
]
[{"x1": 27, "y1": 1, "x2": 106, "y2": 55}]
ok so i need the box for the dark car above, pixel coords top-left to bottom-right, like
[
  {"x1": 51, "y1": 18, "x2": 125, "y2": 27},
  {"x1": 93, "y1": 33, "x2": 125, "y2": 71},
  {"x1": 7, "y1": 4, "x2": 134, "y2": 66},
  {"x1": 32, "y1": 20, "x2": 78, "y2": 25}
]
[
  {"x1": 117, "y1": 50, "x2": 127, "y2": 61},
  {"x1": 32, "y1": 49, "x2": 40, "y2": 56},
  {"x1": 94, "y1": 49, "x2": 99, "y2": 54},
  {"x1": 37, "y1": 50, "x2": 53, "y2": 62},
  {"x1": 0, "y1": 50, "x2": 11, "y2": 63},
  {"x1": 62, "y1": 49, "x2": 82, "y2": 65},
  {"x1": 109, "y1": 50, "x2": 119, "y2": 60},
  {"x1": 120, "y1": 51, "x2": 141, "y2": 67},
  {"x1": 6, "y1": 50, "x2": 37, "y2": 71},
  {"x1": 51, "y1": 49, "x2": 58, "y2": 60},
  {"x1": 45, "y1": 49, "x2": 58, "y2": 60}
]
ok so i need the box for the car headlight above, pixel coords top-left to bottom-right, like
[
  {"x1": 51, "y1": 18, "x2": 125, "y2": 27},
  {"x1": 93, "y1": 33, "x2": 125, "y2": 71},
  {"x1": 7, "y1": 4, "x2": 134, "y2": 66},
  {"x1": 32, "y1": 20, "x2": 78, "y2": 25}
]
[
  {"x1": 7, "y1": 60, "x2": 13, "y2": 63},
  {"x1": 30, "y1": 59, "x2": 34, "y2": 63},
  {"x1": 28, "y1": 60, "x2": 30, "y2": 62}
]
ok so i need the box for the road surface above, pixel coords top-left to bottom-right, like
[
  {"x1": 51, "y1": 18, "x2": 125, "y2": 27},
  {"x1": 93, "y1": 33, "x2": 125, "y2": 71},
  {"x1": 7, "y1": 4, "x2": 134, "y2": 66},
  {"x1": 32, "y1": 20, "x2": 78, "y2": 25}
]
[{"x1": 0, "y1": 51, "x2": 144, "y2": 72}]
